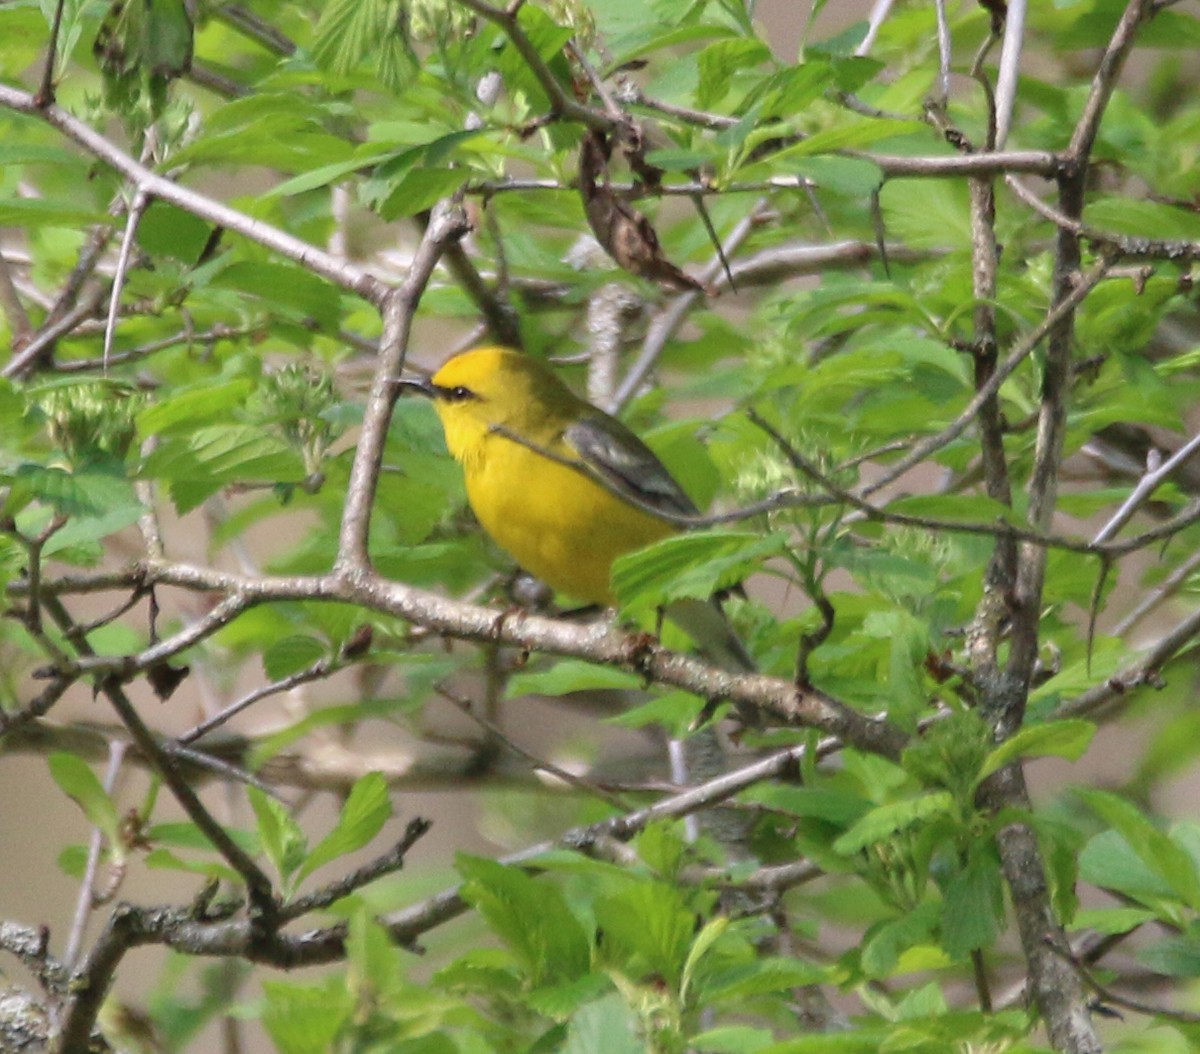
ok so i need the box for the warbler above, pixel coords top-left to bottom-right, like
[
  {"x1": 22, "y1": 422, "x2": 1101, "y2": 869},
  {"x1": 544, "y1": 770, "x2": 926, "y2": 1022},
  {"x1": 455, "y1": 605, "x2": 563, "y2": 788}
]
[{"x1": 399, "y1": 345, "x2": 752, "y2": 671}]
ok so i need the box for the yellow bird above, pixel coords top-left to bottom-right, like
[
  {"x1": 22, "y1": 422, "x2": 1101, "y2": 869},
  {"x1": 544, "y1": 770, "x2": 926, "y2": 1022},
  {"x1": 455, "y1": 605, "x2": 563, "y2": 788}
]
[{"x1": 399, "y1": 345, "x2": 752, "y2": 671}]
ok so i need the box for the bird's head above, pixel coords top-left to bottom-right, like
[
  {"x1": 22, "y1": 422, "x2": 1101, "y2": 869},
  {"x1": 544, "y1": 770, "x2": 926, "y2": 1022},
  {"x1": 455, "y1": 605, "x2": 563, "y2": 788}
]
[{"x1": 397, "y1": 346, "x2": 576, "y2": 459}]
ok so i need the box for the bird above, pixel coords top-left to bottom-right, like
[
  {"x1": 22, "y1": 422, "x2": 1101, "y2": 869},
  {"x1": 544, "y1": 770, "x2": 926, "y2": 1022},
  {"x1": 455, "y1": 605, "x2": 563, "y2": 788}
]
[{"x1": 397, "y1": 345, "x2": 753, "y2": 673}]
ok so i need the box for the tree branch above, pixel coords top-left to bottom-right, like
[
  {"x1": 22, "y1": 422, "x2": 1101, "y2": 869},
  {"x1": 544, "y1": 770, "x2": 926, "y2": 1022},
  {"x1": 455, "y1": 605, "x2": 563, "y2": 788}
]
[
  {"x1": 336, "y1": 200, "x2": 470, "y2": 571},
  {"x1": 0, "y1": 85, "x2": 385, "y2": 305}
]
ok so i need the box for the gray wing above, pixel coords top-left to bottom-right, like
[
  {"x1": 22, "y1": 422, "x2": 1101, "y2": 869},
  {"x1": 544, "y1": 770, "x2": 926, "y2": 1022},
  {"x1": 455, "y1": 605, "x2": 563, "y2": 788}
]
[{"x1": 564, "y1": 412, "x2": 699, "y2": 520}]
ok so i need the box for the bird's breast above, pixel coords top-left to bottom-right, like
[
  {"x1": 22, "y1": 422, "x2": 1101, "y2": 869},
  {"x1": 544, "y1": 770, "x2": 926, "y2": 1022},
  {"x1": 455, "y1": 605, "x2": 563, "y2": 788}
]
[{"x1": 462, "y1": 431, "x2": 675, "y2": 606}]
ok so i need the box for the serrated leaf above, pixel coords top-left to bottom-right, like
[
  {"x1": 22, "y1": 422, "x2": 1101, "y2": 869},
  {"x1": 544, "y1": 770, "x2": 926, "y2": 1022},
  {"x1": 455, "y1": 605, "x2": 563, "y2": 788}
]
[
  {"x1": 458, "y1": 856, "x2": 591, "y2": 986},
  {"x1": 137, "y1": 379, "x2": 256, "y2": 435},
  {"x1": 861, "y1": 902, "x2": 939, "y2": 977},
  {"x1": 940, "y1": 850, "x2": 1004, "y2": 959},
  {"x1": 697, "y1": 958, "x2": 825, "y2": 1004},
  {"x1": 10, "y1": 465, "x2": 136, "y2": 519},
  {"x1": 1072, "y1": 906, "x2": 1156, "y2": 935},
  {"x1": 0, "y1": 198, "x2": 107, "y2": 227},
  {"x1": 296, "y1": 772, "x2": 391, "y2": 883},
  {"x1": 613, "y1": 531, "x2": 790, "y2": 616},
  {"x1": 832, "y1": 792, "x2": 955, "y2": 855},
  {"x1": 249, "y1": 786, "x2": 307, "y2": 886},
  {"x1": 594, "y1": 881, "x2": 695, "y2": 988},
  {"x1": 260, "y1": 980, "x2": 352, "y2": 1054},
  {"x1": 979, "y1": 719, "x2": 1096, "y2": 781},
  {"x1": 248, "y1": 693, "x2": 448, "y2": 769},
  {"x1": 143, "y1": 847, "x2": 240, "y2": 884}
]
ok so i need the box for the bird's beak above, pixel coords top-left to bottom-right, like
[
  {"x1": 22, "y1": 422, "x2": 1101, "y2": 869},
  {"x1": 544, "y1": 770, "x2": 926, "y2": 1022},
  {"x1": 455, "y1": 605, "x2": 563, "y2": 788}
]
[{"x1": 395, "y1": 376, "x2": 436, "y2": 398}]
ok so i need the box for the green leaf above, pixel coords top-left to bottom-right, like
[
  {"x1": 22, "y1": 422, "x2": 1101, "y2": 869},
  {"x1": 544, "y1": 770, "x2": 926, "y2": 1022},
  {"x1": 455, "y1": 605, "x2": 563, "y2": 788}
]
[
  {"x1": 697, "y1": 958, "x2": 825, "y2": 1004},
  {"x1": 262, "y1": 635, "x2": 327, "y2": 681},
  {"x1": 209, "y1": 262, "x2": 341, "y2": 331},
  {"x1": 696, "y1": 38, "x2": 771, "y2": 109},
  {"x1": 376, "y1": 167, "x2": 471, "y2": 221},
  {"x1": 832, "y1": 792, "x2": 955, "y2": 855},
  {"x1": 940, "y1": 849, "x2": 1004, "y2": 959},
  {"x1": 691, "y1": 1026, "x2": 774, "y2": 1054},
  {"x1": 885, "y1": 493, "x2": 1024, "y2": 528},
  {"x1": 742, "y1": 784, "x2": 871, "y2": 826},
  {"x1": 48, "y1": 753, "x2": 121, "y2": 846},
  {"x1": 594, "y1": 881, "x2": 695, "y2": 988},
  {"x1": 1084, "y1": 198, "x2": 1200, "y2": 241},
  {"x1": 248, "y1": 786, "x2": 307, "y2": 886},
  {"x1": 635, "y1": 821, "x2": 688, "y2": 878},
  {"x1": 759, "y1": 1032, "x2": 884, "y2": 1053},
  {"x1": 0, "y1": 196, "x2": 106, "y2": 228},
  {"x1": 606, "y1": 690, "x2": 709, "y2": 736},
  {"x1": 613, "y1": 531, "x2": 790, "y2": 615},
  {"x1": 137, "y1": 380, "x2": 256, "y2": 436},
  {"x1": 260, "y1": 980, "x2": 352, "y2": 1054},
  {"x1": 681, "y1": 916, "x2": 729, "y2": 1003},
  {"x1": 1138, "y1": 931, "x2": 1200, "y2": 978},
  {"x1": 561, "y1": 994, "x2": 643, "y2": 1054},
  {"x1": 136, "y1": 201, "x2": 212, "y2": 262},
  {"x1": 41, "y1": 490, "x2": 146, "y2": 560},
  {"x1": 9, "y1": 465, "x2": 137, "y2": 519},
  {"x1": 458, "y1": 856, "x2": 591, "y2": 986},
  {"x1": 1079, "y1": 829, "x2": 1176, "y2": 903},
  {"x1": 94, "y1": 0, "x2": 193, "y2": 81},
  {"x1": 248, "y1": 694, "x2": 445, "y2": 768},
  {"x1": 978, "y1": 719, "x2": 1096, "y2": 781},
  {"x1": 861, "y1": 902, "x2": 939, "y2": 977},
  {"x1": 791, "y1": 155, "x2": 883, "y2": 198},
  {"x1": 506, "y1": 660, "x2": 644, "y2": 698},
  {"x1": 144, "y1": 847, "x2": 240, "y2": 884},
  {"x1": 1072, "y1": 906, "x2": 1157, "y2": 935},
  {"x1": 312, "y1": 0, "x2": 393, "y2": 74},
  {"x1": 296, "y1": 772, "x2": 392, "y2": 884},
  {"x1": 1078, "y1": 789, "x2": 1200, "y2": 911}
]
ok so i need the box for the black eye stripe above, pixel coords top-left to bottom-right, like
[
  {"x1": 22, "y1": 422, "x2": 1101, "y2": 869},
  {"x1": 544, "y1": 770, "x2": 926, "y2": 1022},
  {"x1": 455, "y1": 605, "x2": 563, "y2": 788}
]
[{"x1": 432, "y1": 384, "x2": 478, "y2": 403}]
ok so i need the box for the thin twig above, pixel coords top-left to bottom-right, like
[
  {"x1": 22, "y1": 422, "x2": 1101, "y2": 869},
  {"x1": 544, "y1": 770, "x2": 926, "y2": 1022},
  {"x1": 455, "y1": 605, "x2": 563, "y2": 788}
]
[
  {"x1": 1112, "y1": 547, "x2": 1200, "y2": 636},
  {"x1": 0, "y1": 247, "x2": 33, "y2": 346},
  {"x1": 0, "y1": 84, "x2": 385, "y2": 305},
  {"x1": 609, "y1": 200, "x2": 766, "y2": 412},
  {"x1": 35, "y1": 0, "x2": 66, "y2": 106},
  {"x1": 933, "y1": 0, "x2": 953, "y2": 108},
  {"x1": 63, "y1": 740, "x2": 128, "y2": 969},
  {"x1": 858, "y1": 256, "x2": 1113, "y2": 499},
  {"x1": 179, "y1": 656, "x2": 346, "y2": 745},
  {"x1": 994, "y1": 0, "x2": 1026, "y2": 148},
  {"x1": 43, "y1": 596, "x2": 277, "y2": 914},
  {"x1": 103, "y1": 186, "x2": 151, "y2": 371},
  {"x1": 435, "y1": 682, "x2": 631, "y2": 810},
  {"x1": 279, "y1": 817, "x2": 432, "y2": 921},
  {"x1": 855, "y1": 0, "x2": 896, "y2": 56},
  {"x1": 451, "y1": 0, "x2": 618, "y2": 132},
  {"x1": 1092, "y1": 431, "x2": 1200, "y2": 545},
  {"x1": 2, "y1": 288, "x2": 105, "y2": 380}
]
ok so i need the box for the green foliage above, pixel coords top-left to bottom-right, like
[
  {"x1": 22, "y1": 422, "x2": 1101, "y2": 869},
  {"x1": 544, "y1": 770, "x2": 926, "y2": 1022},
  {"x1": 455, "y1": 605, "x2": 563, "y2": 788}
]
[{"x1": 3, "y1": 0, "x2": 1200, "y2": 1051}]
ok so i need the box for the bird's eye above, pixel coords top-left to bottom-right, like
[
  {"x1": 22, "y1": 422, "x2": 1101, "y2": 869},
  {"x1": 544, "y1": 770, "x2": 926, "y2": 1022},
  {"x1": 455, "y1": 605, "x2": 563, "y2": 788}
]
[{"x1": 448, "y1": 385, "x2": 474, "y2": 402}]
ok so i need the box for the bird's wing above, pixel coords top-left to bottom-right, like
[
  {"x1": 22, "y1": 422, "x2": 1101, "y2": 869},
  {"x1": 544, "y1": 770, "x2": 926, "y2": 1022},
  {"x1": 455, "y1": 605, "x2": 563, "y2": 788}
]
[{"x1": 564, "y1": 412, "x2": 699, "y2": 520}]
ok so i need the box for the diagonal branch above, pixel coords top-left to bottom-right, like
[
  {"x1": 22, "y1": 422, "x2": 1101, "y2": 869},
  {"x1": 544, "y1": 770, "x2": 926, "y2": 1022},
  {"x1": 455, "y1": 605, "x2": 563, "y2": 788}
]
[
  {"x1": 0, "y1": 84, "x2": 385, "y2": 305},
  {"x1": 858, "y1": 256, "x2": 1113, "y2": 499}
]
